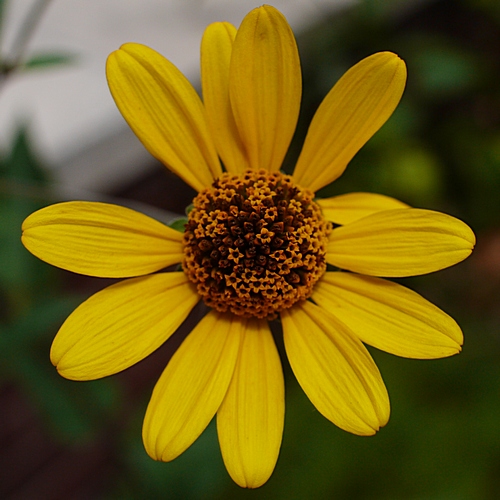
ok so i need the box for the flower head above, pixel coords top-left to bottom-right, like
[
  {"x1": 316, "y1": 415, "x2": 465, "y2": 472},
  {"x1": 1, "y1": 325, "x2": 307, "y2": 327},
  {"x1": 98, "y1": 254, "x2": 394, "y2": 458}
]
[{"x1": 21, "y1": 5, "x2": 475, "y2": 488}]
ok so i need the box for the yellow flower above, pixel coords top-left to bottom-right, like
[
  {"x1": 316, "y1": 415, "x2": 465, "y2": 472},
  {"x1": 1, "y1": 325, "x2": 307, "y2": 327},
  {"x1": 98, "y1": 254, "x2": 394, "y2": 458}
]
[{"x1": 21, "y1": 5, "x2": 475, "y2": 489}]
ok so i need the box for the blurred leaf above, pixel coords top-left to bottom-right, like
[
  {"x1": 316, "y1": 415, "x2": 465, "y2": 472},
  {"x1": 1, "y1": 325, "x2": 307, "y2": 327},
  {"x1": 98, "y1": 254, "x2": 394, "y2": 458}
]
[
  {"x1": 407, "y1": 36, "x2": 485, "y2": 98},
  {"x1": 1, "y1": 124, "x2": 48, "y2": 182},
  {"x1": 23, "y1": 52, "x2": 76, "y2": 70},
  {"x1": 185, "y1": 202, "x2": 194, "y2": 216},
  {"x1": 169, "y1": 217, "x2": 187, "y2": 233},
  {"x1": 381, "y1": 144, "x2": 444, "y2": 206},
  {"x1": 0, "y1": 126, "x2": 55, "y2": 316}
]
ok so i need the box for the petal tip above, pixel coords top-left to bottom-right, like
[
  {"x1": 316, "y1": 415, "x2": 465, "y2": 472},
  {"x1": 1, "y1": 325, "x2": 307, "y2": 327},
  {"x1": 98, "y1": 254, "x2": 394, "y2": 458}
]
[{"x1": 377, "y1": 50, "x2": 406, "y2": 68}]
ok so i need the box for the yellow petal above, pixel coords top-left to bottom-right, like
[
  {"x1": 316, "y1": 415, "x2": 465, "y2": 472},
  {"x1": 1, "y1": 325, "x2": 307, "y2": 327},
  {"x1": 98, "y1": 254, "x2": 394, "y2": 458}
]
[
  {"x1": 217, "y1": 319, "x2": 284, "y2": 488},
  {"x1": 327, "y1": 208, "x2": 475, "y2": 277},
  {"x1": 22, "y1": 202, "x2": 184, "y2": 278},
  {"x1": 318, "y1": 192, "x2": 409, "y2": 225},
  {"x1": 313, "y1": 273, "x2": 463, "y2": 359},
  {"x1": 51, "y1": 273, "x2": 199, "y2": 380},
  {"x1": 229, "y1": 5, "x2": 301, "y2": 172},
  {"x1": 201, "y1": 22, "x2": 250, "y2": 174},
  {"x1": 106, "y1": 43, "x2": 221, "y2": 192},
  {"x1": 143, "y1": 311, "x2": 243, "y2": 462},
  {"x1": 281, "y1": 301, "x2": 389, "y2": 435},
  {"x1": 293, "y1": 52, "x2": 406, "y2": 191}
]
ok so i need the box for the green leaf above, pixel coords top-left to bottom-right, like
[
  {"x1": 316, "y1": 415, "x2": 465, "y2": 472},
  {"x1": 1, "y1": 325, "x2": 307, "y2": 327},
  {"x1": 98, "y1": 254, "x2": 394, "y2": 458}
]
[
  {"x1": 169, "y1": 217, "x2": 188, "y2": 233},
  {"x1": 2, "y1": 124, "x2": 49, "y2": 182},
  {"x1": 22, "y1": 52, "x2": 76, "y2": 69},
  {"x1": 406, "y1": 36, "x2": 485, "y2": 98},
  {"x1": 0, "y1": 126, "x2": 54, "y2": 305}
]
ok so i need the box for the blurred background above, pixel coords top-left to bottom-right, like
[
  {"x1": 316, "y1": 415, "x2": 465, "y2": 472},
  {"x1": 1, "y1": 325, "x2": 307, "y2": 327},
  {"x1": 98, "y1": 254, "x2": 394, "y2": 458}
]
[{"x1": 1, "y1": 0, "x2": 500, "y2": 498}]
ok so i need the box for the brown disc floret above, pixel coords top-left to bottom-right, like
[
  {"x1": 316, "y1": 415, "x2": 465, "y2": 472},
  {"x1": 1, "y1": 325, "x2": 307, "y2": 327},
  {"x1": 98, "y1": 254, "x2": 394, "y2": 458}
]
[{"x1": 182, "y1": 170, "x2": 330, "y2": 319}]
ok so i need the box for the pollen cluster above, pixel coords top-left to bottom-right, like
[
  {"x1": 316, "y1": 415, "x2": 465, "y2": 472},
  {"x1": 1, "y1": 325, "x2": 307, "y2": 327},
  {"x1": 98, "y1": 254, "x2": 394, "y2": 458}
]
[{"x1": 182, "y1": 170, "x2": 330, "y2": 319}]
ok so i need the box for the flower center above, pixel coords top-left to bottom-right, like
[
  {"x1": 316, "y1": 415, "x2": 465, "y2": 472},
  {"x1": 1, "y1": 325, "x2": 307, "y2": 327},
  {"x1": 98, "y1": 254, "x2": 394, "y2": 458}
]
[{"x1": 182, "y1": 170, "x2": 330, "y2": 319}]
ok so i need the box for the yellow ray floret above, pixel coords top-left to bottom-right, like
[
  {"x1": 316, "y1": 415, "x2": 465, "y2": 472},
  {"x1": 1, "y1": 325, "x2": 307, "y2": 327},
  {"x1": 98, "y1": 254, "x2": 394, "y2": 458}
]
[
  {"x1": 282, "y1": 301, "x2": 390, "y2": 436},
  {"x1": 327, "y1": 208, "x2": 475, "y2": 277},
  {"x1": 51, "y1": 273, "x2": 199, "y2": 380},
  {"x1": 293, "y1": 52, "x2": 407, "y2": 192},
  {"x1": 318, "y1": 192, "x2": 410, "y2": 225},
  {"x1": 22, "y1": 201, "x2": 184, "y2": 278},
  {"x1": 313, "y1": 272, "x2": 463, "y2": 359},
  {"x1": 143, "y1": 311, "x2": 243, "y2": 462},
  {"x1": 107, "y1": 43, "x2": 221, "y2": 192},
  {"x1": 217, "y1": 318, "x2": 284, "y2": 488},
  {"x1": 201, "y1": 21, "x2": 250, "y2": 175},
  {"x1": 229, "y1": 5, "x2": 301, "y2": 173}
]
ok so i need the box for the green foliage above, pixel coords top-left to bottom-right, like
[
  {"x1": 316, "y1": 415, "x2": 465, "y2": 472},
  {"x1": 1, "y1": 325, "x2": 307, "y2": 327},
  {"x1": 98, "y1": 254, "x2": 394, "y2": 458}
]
[
  {"x1": 0, "y1": 127, "x2": 51, "y2": 309},
  {"x1": 22, "y1": 52, "x2": 76, "y2": 69},
  {"x1": 0, "y1": 52, "x2": 75, "y2": 79},
  {"x1": 169, "y1": 217, "x2": 188, "y2": 233}
]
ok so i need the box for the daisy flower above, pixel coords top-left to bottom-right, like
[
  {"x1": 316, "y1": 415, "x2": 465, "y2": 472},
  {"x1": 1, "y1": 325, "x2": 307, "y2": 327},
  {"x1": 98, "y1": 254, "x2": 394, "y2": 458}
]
[{"x1": 21, "y1": 5, "x2": 475, "y2": 488}]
